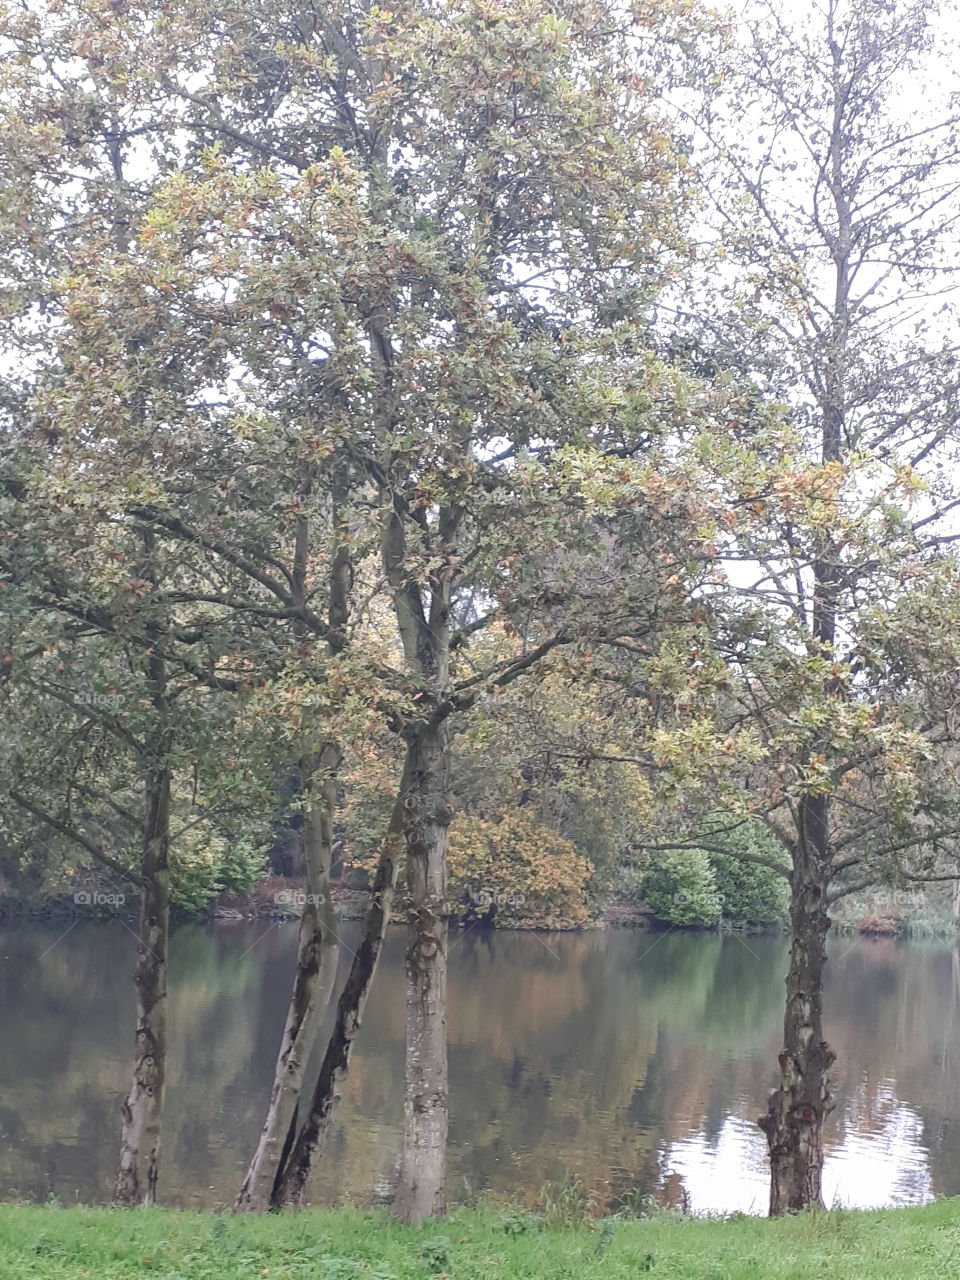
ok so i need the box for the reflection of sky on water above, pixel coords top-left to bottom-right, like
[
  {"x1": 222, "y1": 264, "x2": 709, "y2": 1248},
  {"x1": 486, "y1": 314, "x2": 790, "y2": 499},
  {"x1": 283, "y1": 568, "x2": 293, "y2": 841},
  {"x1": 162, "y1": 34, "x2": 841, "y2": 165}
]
[{"x1": 662, "y1": 1087, "x2": 934, "y2": 1215}]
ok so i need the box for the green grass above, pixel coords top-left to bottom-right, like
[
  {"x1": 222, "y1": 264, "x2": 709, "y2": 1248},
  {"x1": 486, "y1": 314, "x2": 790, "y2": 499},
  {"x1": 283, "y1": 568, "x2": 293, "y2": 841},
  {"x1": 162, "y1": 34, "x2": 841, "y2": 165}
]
[{"x1": 2, "y1": 1200, "x2": 960, "y2": 1279}]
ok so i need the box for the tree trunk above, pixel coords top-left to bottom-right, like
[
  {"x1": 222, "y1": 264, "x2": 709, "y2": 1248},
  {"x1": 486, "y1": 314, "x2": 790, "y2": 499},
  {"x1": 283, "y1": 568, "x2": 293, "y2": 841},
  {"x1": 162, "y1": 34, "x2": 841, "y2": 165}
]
[
  {"x1": 271, "y1": 749, "x2": 411, "y2": 1208},
  {"x1": 761, "y1": 87, "x2": 845, "y2": 1201},
  {"x1": 760, "y1": 802, "x2": 836, "y2": 1216},
  {"x1": 235, "y1": 746, "x2": 341, "y2": 1212},
  {"x1": 377, "y1": 387, "x2": 457, "y2": 1221},
  {"x1": 238, "y1": 477, "x2": 354, "y2": 1210},
  {"x1": 394, "y1": 721, "x2": 451, "y2": 1224},
  {"x1": 113, "y1": 762, "x2": 170, "y2": 1206}
]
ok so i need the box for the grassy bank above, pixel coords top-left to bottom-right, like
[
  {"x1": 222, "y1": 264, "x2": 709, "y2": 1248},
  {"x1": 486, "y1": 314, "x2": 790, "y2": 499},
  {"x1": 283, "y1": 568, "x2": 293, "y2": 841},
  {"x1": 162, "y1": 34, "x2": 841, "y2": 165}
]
[{"x1": 2, "y1": 1200, "x2": 960, "y2": 1279}]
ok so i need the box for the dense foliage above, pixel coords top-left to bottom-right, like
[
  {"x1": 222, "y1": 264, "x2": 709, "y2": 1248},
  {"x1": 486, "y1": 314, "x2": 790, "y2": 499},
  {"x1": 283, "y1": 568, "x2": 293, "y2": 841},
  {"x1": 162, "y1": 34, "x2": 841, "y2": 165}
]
[
  {"x1": 448, "y1": 811, "x2": 594, "y2": 927},
  {"x1": 639, "y1": 847, "x2": 721, "y2": 928}
]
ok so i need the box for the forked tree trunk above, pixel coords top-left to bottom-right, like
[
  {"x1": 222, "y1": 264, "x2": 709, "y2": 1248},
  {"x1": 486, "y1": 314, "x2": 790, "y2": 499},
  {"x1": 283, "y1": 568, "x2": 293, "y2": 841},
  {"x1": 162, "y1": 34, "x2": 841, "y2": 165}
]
[
  {"x1": 235, "y1": 746, "x2": 341, "y2": 1212},
  {"x1": 760, "y1": 809, "x2": 836, "y2": 1215},
  {"x1": 271, "y1": 748, "x2": 411, "y2": 1206},
  {"x1": 238, "y1": 480, "x2": 354, "y2": 1209},
  {"x1": 114, "y1": 762, "x2": 171, "y2": 1206},
  {"x1": 394, "y1": 721, "x2": 451, "y2": 1224}
]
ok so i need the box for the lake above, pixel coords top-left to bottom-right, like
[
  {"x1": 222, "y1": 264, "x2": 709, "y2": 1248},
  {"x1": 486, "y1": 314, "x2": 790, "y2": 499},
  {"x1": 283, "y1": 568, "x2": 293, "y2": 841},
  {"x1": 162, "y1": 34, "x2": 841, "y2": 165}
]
[{"x1": 1, "y1": 920, "x2": 958, "y2": 1214}]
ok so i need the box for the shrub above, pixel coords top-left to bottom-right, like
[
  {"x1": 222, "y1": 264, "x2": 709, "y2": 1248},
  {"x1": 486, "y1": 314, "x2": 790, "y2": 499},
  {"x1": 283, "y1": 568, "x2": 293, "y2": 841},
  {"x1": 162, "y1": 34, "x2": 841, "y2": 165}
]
[
  {"x1": 170, "y1": 829, "x2": 267, "y2": 913},
  {"x1": 640, "y1": 848, "x2": 721, "y2": 927},
  {"x1": 448, "y1": 811, "x2": 594, "y2": 926},
  {"x1": 710, "y1": 848, "x2": 789, "y2": 926},
  {"x1": 638, "y1": 818, "x2": 788, "y2": 929}
]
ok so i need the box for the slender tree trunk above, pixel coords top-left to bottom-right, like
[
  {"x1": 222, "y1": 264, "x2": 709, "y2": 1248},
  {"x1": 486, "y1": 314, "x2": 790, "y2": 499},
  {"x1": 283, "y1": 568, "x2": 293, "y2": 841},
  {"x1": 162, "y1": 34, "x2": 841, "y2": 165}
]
[
  {"x1": 760, "y1": 68, "x2": 846, "y2": 1208},
  {"x1": 114, "y1": 760, "x2": 171, "y2": 1206},
  {"x1": 759, "y1": 799, "x2": 836, "y2": 1216},
  {"x1": 114, "y1": 553, "x2": 172, "y2": 1208},
  {"x1": 271, "y1": 754, "x2": 412, "y2": 1208},
  {"x1": 235, "y1": 745, "x2": 341, "y2": 1212},
  {"x1": 394, "y1": 720, "x2": 451, "y2": 1224}
]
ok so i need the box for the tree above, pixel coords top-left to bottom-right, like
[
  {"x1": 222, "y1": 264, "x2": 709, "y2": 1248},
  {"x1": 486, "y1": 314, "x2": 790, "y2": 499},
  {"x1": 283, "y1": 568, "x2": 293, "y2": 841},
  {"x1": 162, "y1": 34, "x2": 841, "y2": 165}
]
[
  {"x1": 108, "y1": 0, "x2": 721, "y2": 1220},
  {"x1": 0, "y1": 3, "x2": 307, "y2": 1199},
  {"x1": 449, "y1": 650, "x2": 659, "y2": 893},
  {"x1": 0, "y1": 0, "x2": 201, "y2": 1200},
  {"x1": 653, "y1": 0, "x2": 960, "y2": 1214},
  {"x1": 0, "y1": 565, "x2": 279, "y2": 1203},
  {"x1": 640, "y1": 846, "x2": 721, "y2": 926},
  {"x1": 0, "y1": 451, "x2": 182, "y2": 1206}
]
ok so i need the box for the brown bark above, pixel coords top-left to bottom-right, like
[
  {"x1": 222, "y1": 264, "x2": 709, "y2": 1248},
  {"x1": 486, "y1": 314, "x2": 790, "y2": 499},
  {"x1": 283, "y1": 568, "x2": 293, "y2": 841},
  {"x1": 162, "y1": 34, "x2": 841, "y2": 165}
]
[
  {"x1": 759, "y1": 798, "x2": 836, "y2": 1216},
  {"x1": 270, "y1": 755, "x2": 411, "y2": 1208},
  {"x1": 113, "y1": 760, "x2": 170, "y2": 1206},
  {"x1": 234, "y1": 746, "x2": 341, "y2": 1213}
]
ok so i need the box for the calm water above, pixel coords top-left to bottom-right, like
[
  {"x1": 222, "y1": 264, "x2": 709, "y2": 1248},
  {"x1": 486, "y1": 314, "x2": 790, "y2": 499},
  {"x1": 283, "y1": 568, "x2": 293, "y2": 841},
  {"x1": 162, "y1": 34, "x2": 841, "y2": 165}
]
[{"x1": 1, "y1": 920, "x2": 959, "y2": 1214}]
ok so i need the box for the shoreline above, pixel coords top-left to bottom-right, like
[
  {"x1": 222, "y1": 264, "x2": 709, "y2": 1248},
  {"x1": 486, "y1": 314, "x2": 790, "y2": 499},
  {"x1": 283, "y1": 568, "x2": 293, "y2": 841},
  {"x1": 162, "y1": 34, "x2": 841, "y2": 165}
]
[{"x1": 0, "y1": 879, "x2": 662, "y2": 932}]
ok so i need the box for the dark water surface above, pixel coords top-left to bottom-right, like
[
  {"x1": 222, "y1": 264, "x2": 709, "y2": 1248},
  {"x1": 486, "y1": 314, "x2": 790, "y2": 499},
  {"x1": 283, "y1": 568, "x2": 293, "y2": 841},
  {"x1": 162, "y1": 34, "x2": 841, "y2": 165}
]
[{"x1": 1, "y1": 920, "x2": 959, "y2": 1213}]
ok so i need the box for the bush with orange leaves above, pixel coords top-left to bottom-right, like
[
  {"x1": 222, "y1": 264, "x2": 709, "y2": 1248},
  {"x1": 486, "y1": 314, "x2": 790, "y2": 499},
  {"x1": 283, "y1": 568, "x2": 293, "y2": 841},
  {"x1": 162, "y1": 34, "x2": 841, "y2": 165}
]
[{"x1": 447, "y1": 811, "x2": 594, "y2": 928}]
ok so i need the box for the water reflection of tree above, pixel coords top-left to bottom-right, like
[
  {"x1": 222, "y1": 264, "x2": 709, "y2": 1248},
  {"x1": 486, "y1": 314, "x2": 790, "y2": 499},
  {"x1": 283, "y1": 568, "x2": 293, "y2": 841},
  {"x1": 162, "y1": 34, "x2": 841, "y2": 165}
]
[
  {"x1": 0, "y1": 925, "x2": 789, "y2": 1209},
  {"x1": 825, "y1": 939, "x2": 960, "y2": 1202},
  {"x1": 0, "y1": 922, "x2": 275, "y2": 1204},
  {"x1": 437, "y1": 931, "x2": 787, "y2": 1210},
  {"x1": 8, "y1": 925, "x2": 960, "y2": 1211},
  {"x1": 0, "y1": 922, "x2": 131, "y2": 1201}
]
